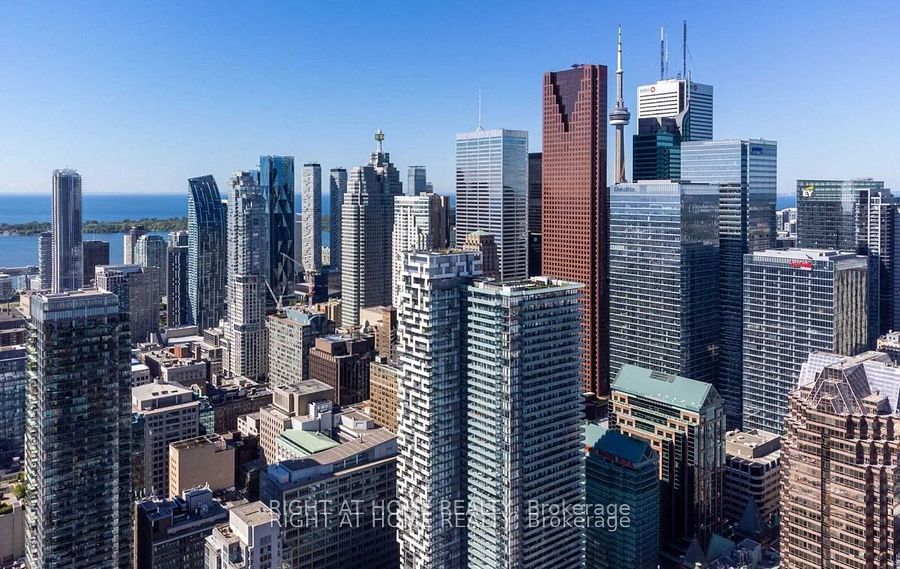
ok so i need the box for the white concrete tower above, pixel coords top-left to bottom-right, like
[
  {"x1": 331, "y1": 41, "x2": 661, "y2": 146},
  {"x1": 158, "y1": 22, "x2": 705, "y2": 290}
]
[{"x1": 609, "y1": 24, "x2": 631, "y2": 184}]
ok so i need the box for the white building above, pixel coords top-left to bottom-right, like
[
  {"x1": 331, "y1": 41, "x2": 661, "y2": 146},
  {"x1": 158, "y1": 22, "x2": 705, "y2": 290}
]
[
  {"x1": 205, "y1": 502, "x2": 281, "y2": 569},
  {"x1": 301, "y1": 163, "x2": 322, "y2": 274},
  {"x1": 636, "y1": 78, "x2": 713, "y2": 141},
  {"x1": 391, "y1": 194, "x2": 449, "y2": 306}
]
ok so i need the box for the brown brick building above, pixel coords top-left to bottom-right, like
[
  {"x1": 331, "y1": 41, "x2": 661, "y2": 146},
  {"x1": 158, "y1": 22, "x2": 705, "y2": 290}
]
[{"x1": 308, "y1": 332, "x2": 374, "y2": 405}]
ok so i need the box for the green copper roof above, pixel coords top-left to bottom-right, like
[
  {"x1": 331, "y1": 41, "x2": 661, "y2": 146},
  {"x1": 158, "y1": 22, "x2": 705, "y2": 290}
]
[
  {"x1": 278, "y1": 429, "x2": 339, "y2": 456},
  {"x1": 612, "y1": 364, "x2": 718, "y2": 412}
]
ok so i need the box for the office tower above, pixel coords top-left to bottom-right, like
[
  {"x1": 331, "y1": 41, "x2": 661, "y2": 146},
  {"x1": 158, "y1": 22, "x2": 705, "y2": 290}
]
[
  {"x1": 124, "y1": 225, "x2": 147, "y2": 264},
  {"x1": 392, "y1": 194, "x2": 451, "y2": 304},
  {"x1": 205, "y1": 502, "x2": 281, "y2": 569},
  {"x1": 0, "y1": 343, "x2": 26, "y2": 469},
  {"x1": 585, "y1": 429, "x2": 659, "y2": 569},
  {"x1": 259, "y1": 155, "x2": 296, "y2": 310},
  {"x1": 266, "y1": 307, "x2": 334, "y2": 387},
  {"x1": 258, "y1": 380, "x2": 333, "y2": 464},
  {"x1": 135, "y1": 234, "x2": 168, "y2": 289},
  {"x1": 637, "y1": 78, "x2": 714, "y2": 142},
  {"x1": 51, "y1": 168, "x2": 83, "y2": 293},
  {"x1": 187, "y1": 175, "x2": 227, "y2": 331},
  {"x1": 95, "y1": 264, "x2": 162, "y2": 345},
  {"x1": 224, "y1": 171, "x2": 269, "y2": 382},
  {"x1": 301, "y1": 162, "x2": 322, "y2": 274},
  {"x1": 166, "y1": 231, "x2": 190, "y2": 327},
  {"x1": 610, "y1": 25, "x2": 631, "y2": 184},
  {"x1": 723, "y1": 429, "x2": 781, "y2": 547},
  {"x1": 81, "y1": 240, "x2": 110, "y2": 286},
  {"x1": 798, "y1": 178, "x2": 900, "y2": 336},
  {"x1": 131, "y1": 381, "x2": 200, "y2": 497},
  {"x1": 168, "y1": 434, "x2": 237, "y2": 497},
  {"x1": 609, "y1": 181, "x2": 719, "y2": 384},
  {"x1": 610, "y1": 364, "x2": 725, "y2": 554},
  {"x1": 135, "y1": 486, "x2": 227, "y2": 569},
  {"x1": 38, "y1": 231, "x2": 52, "y2": 290},
  {"x1": 781, "y1": 352, "x2": 900, "y2": 568},
  {"x1": 341, "y1": 130, "x2": 402, "y2": 327},
  {"x1": 632, "y1": 127, "x2": 681, "y2": 182},
  {"x1": 308, "y1": 332, "x2": 375, "y2": 405},
  {"x1": 465, "y1": 278, "x2": 584, "y2": 569},
  {"x1": 407, "y1": 165, "x2": 427, "y2": 196},
  {"x1": 396, "y1": 251, "x2": 481, "y2": 569},
  {"x1": 681, "y1": 139, "x2": 777, "y2": 427},
  {"x1": 462, "y1": 230, "x2": 500, "y2": 279},
  {"x1": 329, "y1": 168, "x2": 347, "y2": 271},
  {"x1": 743, "y1": 249, "x2": 869, "y2": 433},
  {"x1": 542, "y1": 64, "x2": 608, "y2": 395},
  {"x1": 260, "y1": 408, "x2": 398, "y2": 568},
  {"x1": 293, "y1": 214, "x2": 302, "y2": 268},
  {"x1": 369, "y1": 357, "x2": 401, "y2": 433},
  {"x1": 24, "y1": 290, "x2": 132, "y2": 568},
  {"x1": 527, "y1": 152, "x2": 542, "y2": 276},
  {"x1": 455, "y1": 128, "x2": 528, "y2": 280}
]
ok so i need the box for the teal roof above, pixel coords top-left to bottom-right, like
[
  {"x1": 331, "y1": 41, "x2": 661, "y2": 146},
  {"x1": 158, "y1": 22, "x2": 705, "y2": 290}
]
[
  {"x1": 593, "y1": 430, "x2": 655, "y2": 465},
  {"x1": 582, "y1": 421, "x2": 609, "y2": 449},
  {"x1": 612, "y1": 364, "x2": 719, "y2": 412},
  {"x1": 278, "y1": 429, "x2": 339, "y2": 456}
]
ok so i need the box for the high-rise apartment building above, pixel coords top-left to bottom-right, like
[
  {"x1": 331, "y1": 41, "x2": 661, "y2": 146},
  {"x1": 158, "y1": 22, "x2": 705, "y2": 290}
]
[
  {"x1": 95, "y1": 264, "x2": 162, "y2": 345},
  {"x1": 51, "y1": 168, "x2": 83, "y2": 293},
  {"x1": 0, "y1": 340, "x2": 26, "y2": 469},
  {"x1": 259, "y1": 155, "x2": 296, "y2": 310},
  {"x1": 743, "y1": 249, "x2": 869, "y2": 433},
  {"x1": 166, "y1": 230, "x2": 190, "y2": 327},
  {"x1": 781, "y1": 351, "x2": 900, "y2": 568},
  {"x1": 681, "y1": 139, "x2": 778, "y2": 427},
  {"x1": 135, "y1": 234, "x2": 168, "y2": 290},
  {"x1": 610, "y1": 364, "x2": 725, "y2": 555},
  {"x1": 392, "y1": 193, "x2": 451, "y2": 304},
  {"x1": 38, "y1": 230, "x2": 52, "y2": 290},
  {"x1": 465, "y1": 278, "x2": 584, "y2": 569},
  {"x1": 585, "y1": 428, "x2": 659, "y2": 569},
  {"x1": 124, "y1": 225, "x2": 147, "y2": 265},
  {"x1": 609, "y1": 181, "x2": 719, "y2": 384},
  {"x1": 341, "y1": 131, "x2": 402, "y2": 326},
  {"x1": 301, "y1": 162, "x2": 322, "y2": 274},
  {"x1": 205, "y1": 502, "x2": 281, "y2": 569},
  {"x1": 266, "y1": 307, "x2": 334, "y2": 387},
  {"x1": 407, "y1": 165, "x2": 427, "y2": 196},
  {"x1": 329, "y1": 167, "x2": 347, "y2": 271},
  {"x1": 455, "y1": 128, "x2": 528, "y2": 280},
  {"x1": 542, "y1": 64, "x2": 608, "y2": 395},
  {"x1": 396, "y1": 251, "x2": 481, "y2": 569},
  {"x1": 24, "y1": 290, "x2": 132, "y2": 568},
  {"x1": 224, "y1": 171, "x2": 269, "y2": 382},
  {"x1": 527, "y1": 152, "x2": 542, "y2": 276},
  {"x1": 187, "y1": 175, "x2": 227, "y2": 331},
  {"x1": 82, "y1": 239, "x2": 110, "y2": 286}
]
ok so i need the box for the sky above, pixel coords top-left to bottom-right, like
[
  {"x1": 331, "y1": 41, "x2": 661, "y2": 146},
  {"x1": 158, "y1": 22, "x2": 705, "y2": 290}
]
[{"x1": 1, "y1": 0, "x2": 899, "y2": 197}]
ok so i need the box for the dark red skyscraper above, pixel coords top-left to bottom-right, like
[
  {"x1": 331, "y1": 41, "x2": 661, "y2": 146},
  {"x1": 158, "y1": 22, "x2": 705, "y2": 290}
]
[{"x1": 542, "y1": 64, "x2": 609, "y2": 395}]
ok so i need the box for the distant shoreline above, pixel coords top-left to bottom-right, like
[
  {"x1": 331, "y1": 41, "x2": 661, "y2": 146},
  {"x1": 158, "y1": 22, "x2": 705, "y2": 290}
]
[{"x1": 0, "y1": 217, "x2": 188, "y2": 236}]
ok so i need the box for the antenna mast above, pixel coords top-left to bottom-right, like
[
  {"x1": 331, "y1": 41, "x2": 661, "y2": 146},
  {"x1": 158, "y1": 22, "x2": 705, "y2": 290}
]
[
  {"x1": 477, "y1": 88, "x2": 483, "y2": 131},
  {"x1": 659, "y1": 27, "x2": 665, "y2": 80},
  {"x1": 682, "y1": 20, "x2": 687, "y2": 79}
]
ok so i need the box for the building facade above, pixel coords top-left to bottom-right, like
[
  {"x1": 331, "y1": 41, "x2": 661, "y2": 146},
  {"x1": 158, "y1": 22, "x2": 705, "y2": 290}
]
[
  {"x1": 636, "y1": 78, "x2": 714, "y2": 142},
  {"x1": 166, "y1": 230, "x2": 190, "y2": 327},
  {"x1": 301, "y1": 162, "x2": 322, "y2": 274},
  {"x1": 0, "y1": 343, "x2": 26, "y2": 470},
  {"x1": 266, "y1": 308, "x2": 334, "y2": 387},
  {"x1": 368, "y1": 357, "x2": 400, "y2": 433},
  {"x1": 308, "y1": 332, "x2": 374, "y2": 405},
  {"x1": 135, "y1": 234, "x2": 168, "y2": 290},
  {"x1": 527, "y1": 152, "x2": 542, "y2": 276},
  {"x1": 742, "y1": 249, "x2": 870, "y2": 433},
  {"x1": 392, "y1": 193, "x2": 451, "y2": 305},
  {"x1": 187, "y1": 175, "x2": 227, "y2": 331},
  {"x1": 95, "y1": 264, "x2": 162, "y2": 345},
  {"x1": 407, "y1": 165, "x2": 427, "y2": 196},
  {"x1": 124, "y1": 225, "x2": 147, "y2": 265},
  {"x1": 328, "y1": 167, "x2": 347, "y2": 271},
  {"x1": 259, "y1": 155, "x2": 296, "y2": 310},
  {"x1": 51, "y1": 168, "x2": 83, "y2": 293},
  {"x1": 38, "y1": 231, "x2": 52, "y2": 290},
  {"x1": 205, "y1": 502, "x2": 281, "y2": 569},
  {"x1": 82, "y1": 240, "x2": 110, "y2": 286},
  {"x1": 455, "y1": 128, "x2": 529, "y2": 280},
  {"x1": 723, "y1": 429, "x2": 781, "y2": 547}
]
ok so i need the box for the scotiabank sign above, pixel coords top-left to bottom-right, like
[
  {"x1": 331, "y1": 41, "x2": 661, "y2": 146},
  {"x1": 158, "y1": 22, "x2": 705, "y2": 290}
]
[{"x1": 790, "y1": 260, "x2": 813, "y2": 270}]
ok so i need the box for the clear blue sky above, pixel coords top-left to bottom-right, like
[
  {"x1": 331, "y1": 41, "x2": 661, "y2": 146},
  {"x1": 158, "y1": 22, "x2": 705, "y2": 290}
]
[{"x1": 2, "y1": 0, "x2": 898, "y2": 197}]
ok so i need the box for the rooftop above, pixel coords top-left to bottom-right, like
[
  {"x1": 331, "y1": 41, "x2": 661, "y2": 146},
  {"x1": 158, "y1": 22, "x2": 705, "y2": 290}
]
[
  {"x1": 231, "y1": 501, "x2": 277, "y2": 527},
  {"x1": 726, "y1": 429, "x2": 781, "y2": 460},
  {"x1": 593, "y1": 430, "x2": 656, "y2": 466},
  {"x1": 279, "y1": 429, "x2": 340, "y2": 455},
  {"x1": 612, "y1": 364, "x2": 720, "y2": 413}
]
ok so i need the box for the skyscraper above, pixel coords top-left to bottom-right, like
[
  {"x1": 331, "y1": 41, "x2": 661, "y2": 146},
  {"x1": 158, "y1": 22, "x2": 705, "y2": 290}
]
[
  {"x1": 224, "y1": 171, "x2": 269, "y2": 382},
  {"x1": 135, "y1": 234, "x2": 168, "y2": 292},
  {"x1": 781, "y1": 351, "x2": 900, "y2": 568},
  {"x1": 391, "y1": 194, "x2": 451, "y2": 305},
  {"x1": 341, "y1": 130, "x2": 401, "y2": 327},
  {"x1": 95, "y1": 264, "x2": 162, "y2": 345},
  {"x1": 81, "y1": 239, "x2": 110, "y2": 286},
  {"x1": 542, "y1": 64, "x2": 609, "y2": 395},
  {"x1": 796, "y1": 178, "x2": 885, "y2": 251},
  {"x1": 301, "y1": 162, "x2": 322, "y2": 274},
  {"x1": 124, "y1": 225, "x2": 147, "y2": 265},
  {"x1": 681, "y1": 139, "x2": 777, "y2": 427},
  {"x1": 396, "y1": 250, "x2": 481, "y2": 569},
  {"x1": 527, "y1": 152, "x2": 542, "y2": 276},
  {"x1": 636, "y1": 78, "x2": 714, "y2": 142},
  {"x1": 24, "y1": 290, "x2": 132, "y2": 568},
  {"x1": 166, "y1": 230, "x2": 190, "y2": 327},
  {"x1": 609, "y1": 181, "x2": 720, "y2": 385},
  {"x1": 38, "y1": 230, "x2": 52, "y2": 290},
  {"x1": 51, "y1": 168, "x2": 83, "y2": 293},
  {"x1": 455, "y1": 128, "x2": 528, "y2": 280},
  {"x1": 609, "y1": 25, "x2": 631, "y2": 184},
  {"x1": 329, "y1": 167, "x2": 347, "y2": 271},
  {"x1": 187, "y1": 175, "x2": 227, "y2": 331},
  {"x1": 407, "y1": 165, "x2": 427, "y2": 196},
  {"x1": 259, "y1": 156, "x2": 296, "y2": 310},
  {"x1": 465, "y1": 278, "x2": 584, "y2": 569},
  {"x1": 742, "y1": 249, "x2": 870, "y2": 433}
]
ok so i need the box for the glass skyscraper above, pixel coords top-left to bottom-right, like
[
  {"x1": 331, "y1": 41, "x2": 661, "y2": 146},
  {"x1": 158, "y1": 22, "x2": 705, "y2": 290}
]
[
  {"x1": 455, "y1": 128, "x2": 529, "y2": 280},
  {"x1": 259, "y1": 155, "x2": 296, "y2": 310},
  {"x1": 406, "y1": 165, "x2": 427, "y2": 196},
  {"x1": 632, "y1": 128, "x2": 680, "y2": 182},
  {"x1": 681, "y1": 139, "x2": 777, "y2": 428},
  {"x1": 166, "y1": 230, "x2": 190, "y2": 327},
  {"x1": 51, "y1": 169, "x2": 83, "y2": 293},
  {"x1": 796, "y1": 178, "x2": 885, "y2": 251},
  {"x1": 608, "y1": 181, "x2": 720, "y2": 385},
  {"x1": 187, "y1": 175, "x2": 227, "y2": 331},
  {"x1": 329, "y1": 168, "x2": 347, "y2": 271}
]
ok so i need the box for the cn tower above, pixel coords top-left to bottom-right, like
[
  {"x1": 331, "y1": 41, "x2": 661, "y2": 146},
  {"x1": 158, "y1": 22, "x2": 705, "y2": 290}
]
[{"x1": 609, "y1": 24, "x2": 630, "y2": 184}]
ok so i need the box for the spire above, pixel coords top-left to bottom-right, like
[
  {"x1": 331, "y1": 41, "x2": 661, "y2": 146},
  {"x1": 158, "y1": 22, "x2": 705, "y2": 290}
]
[
  {"x1": 375, "y1": 129, "x2": 384, "y2": 154},
  {"x1": 609, "y1": 24, "x2": 630, "y2": 184},
  {"x1": 477, "y1": 88, "x2": 484, "y2": 131}
]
